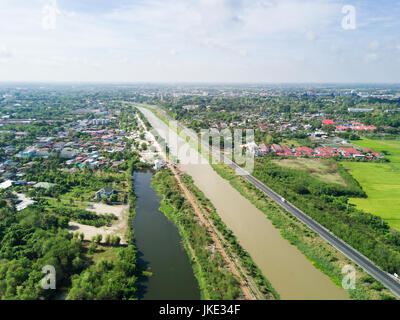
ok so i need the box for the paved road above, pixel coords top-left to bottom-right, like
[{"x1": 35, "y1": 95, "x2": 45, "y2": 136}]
[{"x1": 151, "y1": 105, "x2": 400, "y2": 298}]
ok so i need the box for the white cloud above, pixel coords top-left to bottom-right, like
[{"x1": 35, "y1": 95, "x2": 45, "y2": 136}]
[
  {"x1": 0, "y1": 0, "x2": 398, "y2": 82},
  {"x1": 103, "y1": 0, "x2": 338, "y2": 48}
]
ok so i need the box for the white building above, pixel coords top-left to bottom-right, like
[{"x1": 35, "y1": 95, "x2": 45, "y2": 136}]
[{"x1": 154, "y1": 159, "x2": 165, "y2": 171}]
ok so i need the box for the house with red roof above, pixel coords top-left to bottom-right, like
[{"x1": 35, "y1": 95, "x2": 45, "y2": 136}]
[
  {"x1": 338, "y1": 147, "x2": 362, "y2": 158},
  {"x1": 281, "y1": 145, "x2": 294, "y2": 156},
  {"x1": 295, "y1": 146, "x2": 314, "y2": 157},
  {"x1": 322, "y1": 119, "x2": 336, "y2": 126},
  {"x1": 271, "y1": 144, "x2": 283, "y2": 153},
  {"x1": 314, "y1": 147, "x2": 331, "y2": 158},
  {"x1": 259, "y1": 144, "x2": 269, "y2": 154}
]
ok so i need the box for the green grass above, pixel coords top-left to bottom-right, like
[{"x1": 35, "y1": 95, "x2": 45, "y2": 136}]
[
  {"x1": 273, "y1": 158, "x2": 347, "y2": 186},
  {"x1": 45, "y1": 197, "x2": 89, "y2": 209},
  {"x1": 90, "y1": 245, "x2": 120, "y2": 264},
  {"x1": 353, "y1": 138, "x2": 400, "y2": 166},
  {"x1": 344, "y1": 138, "x2": 400, "y2": 230}
]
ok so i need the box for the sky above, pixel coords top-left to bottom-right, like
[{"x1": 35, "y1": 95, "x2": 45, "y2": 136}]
[{"x1": 0, "y1": 0, "x2": 399, "y2": 83}]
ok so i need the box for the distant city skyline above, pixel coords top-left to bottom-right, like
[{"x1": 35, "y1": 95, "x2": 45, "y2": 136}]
[{"x1": 0, "y1": 0, "x2": 399, "y2": 83}]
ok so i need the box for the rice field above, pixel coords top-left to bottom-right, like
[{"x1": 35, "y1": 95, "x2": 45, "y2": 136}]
[{"x1": 343, "y1": 138, "x2": 400, "y2": 230}]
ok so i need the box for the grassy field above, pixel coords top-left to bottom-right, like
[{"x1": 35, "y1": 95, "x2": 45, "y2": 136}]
[
  {"x1": 344, "y1": 138, "x2": 400, "y2": 230},
  {"x1": 90, "y1": 245, "x2": 120, "y2": 264},
  {"x1": 273, "y1": 158, "x2": 347, "y2": 186}
]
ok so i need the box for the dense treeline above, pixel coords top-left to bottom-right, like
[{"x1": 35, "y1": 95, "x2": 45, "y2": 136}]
[
  {"x1": 0, "y1": 205, "x2": 88, "y2": 299},
  {"x1": 67, "y1": 245, "x2": 140, "y2": 300},
  {"x1": 0, "y1": 153, "x2": 142, "y2": 300},
  {"x1": 0, "y1": 195, "x2": 140, "y2": 300},
  {"x1": 253, "y1": 158, "x2": 400, "y2": 274}
]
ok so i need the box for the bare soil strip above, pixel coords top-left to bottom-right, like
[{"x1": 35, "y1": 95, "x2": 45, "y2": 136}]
[{"x1": 170, "y1": 165, "x2": 259, "y2": 300}]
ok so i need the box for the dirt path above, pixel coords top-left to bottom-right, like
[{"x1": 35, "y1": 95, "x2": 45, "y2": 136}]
[{"x1": 170, "y1": 165, "x2": 255, "y2": 300}]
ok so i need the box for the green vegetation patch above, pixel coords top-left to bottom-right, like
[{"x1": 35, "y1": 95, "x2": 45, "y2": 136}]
[
  {"x1": 211, "y1": 163, "x2": 398, "y2": 300},
  {"x1": 272, "y1": 158, "x2": 347, "y2": 186},
  {"x1": 344, "y1": 138, "x2": 400, "y2": 230},
  {"x1": 152, "y1": 169, "x2": 243, "y2": 300}
]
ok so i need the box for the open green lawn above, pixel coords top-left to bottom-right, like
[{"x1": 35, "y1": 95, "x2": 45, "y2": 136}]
[
  {"x1": 90, "y1": 245, "x2": 120, "y2": 264},
  {"x1": 343, "y1": 138, "x2": 400, "y2": 230}
]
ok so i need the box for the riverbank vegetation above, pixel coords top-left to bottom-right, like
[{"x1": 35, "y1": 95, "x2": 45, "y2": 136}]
[
  {"x1": 153, "y1": 169, "x2": 248, "y2": 300},
  {"x1": 181, "y1": 173, "x2": 279, "y2": 300},
  {"x1": 67, "y1": 244, "x2": 140, "y2": 300}
]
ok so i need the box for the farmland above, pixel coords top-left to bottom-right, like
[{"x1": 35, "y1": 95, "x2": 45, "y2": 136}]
[{"x1": 344, "y1": 139, "x2": 400, "y2": 230}]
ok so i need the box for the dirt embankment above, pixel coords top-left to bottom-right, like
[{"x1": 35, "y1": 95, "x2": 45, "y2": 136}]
[{"x1": 170, "y1": 165, "x2": 257, "y2": 300}]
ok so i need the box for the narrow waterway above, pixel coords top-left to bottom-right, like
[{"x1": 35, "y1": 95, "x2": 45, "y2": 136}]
[
  {"x1": 138, "y1": 106, "x2": 349, "y2": 300},
  {"x1": 133, "y1": 170, "x2": 201, "y2": 300}
]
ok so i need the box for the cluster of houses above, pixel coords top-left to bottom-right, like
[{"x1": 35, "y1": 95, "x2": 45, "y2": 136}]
[
  {"x1": 0, "y1": 115, "x2": 128, "y2": 211},
  {"x1": 248, "y1": 143, "x2": 382, "y2": 160},
  {"x1": 322, "y1": 119, "x2": 377, "y2": 132},
  {"x1": 15, "y1": 121, "x2": 127, "y2": 168},
  {"x1": 0, "y1": 117, "x2": 131, "y2": 189},
  {"x1": 64, "y1": 153, "x2": 123, "y2": 168},
  {"x1": 195, "y1": 112, "x2": 381, "y2": 137}
]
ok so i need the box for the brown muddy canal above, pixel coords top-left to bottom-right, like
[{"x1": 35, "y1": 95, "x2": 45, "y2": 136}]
[{"x1": 138, "y1": 107, "x2": 349, "y2": 300}]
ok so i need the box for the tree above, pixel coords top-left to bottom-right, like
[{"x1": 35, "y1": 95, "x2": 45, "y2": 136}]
[
  {"x1": 110, "y1": 194, "x2": 118, "y2": 203},
  {"x1": 105, "y1": 234, "x2": 111, "y2": 245},
  {"x1": 95, "y1": 234, "x2": 103, "y2": 244},
  {"x1": 88, "y1": 241, "x2": 97, "y2": 254},
  {"x1": 111, "y1": 236, "x2": 121, "y2": 246}
]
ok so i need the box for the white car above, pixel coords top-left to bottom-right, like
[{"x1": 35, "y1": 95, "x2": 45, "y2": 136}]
[{"x1": 281, "y1": 197, "x2": 286, "y2": 203}]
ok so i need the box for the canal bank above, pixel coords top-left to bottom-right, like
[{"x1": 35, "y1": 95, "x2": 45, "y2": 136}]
[{"x1": 133, "y1": 170, "x2": 201, "y2": 300}]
